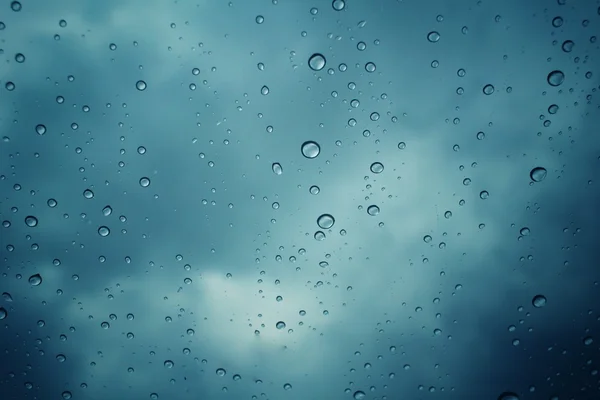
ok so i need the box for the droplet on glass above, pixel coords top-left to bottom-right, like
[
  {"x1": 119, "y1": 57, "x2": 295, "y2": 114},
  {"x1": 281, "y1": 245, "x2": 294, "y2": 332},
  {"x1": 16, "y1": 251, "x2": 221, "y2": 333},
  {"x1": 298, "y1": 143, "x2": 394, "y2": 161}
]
[
  {"x1": 25, "y1": 215, "x2": 38, "y2": 227},
  {"x1": 365, "y1": 62, "x2": 376, "y2": 73},
  {"x1": 272, "y1": 162, "x2": 283, "y2": 175},
  {"x1": 135, "y1": 80, "x2": 147, "y2": 91},
  {"x1": 367, "y1": 205, "x2": 380, "y2": 216},
  {"x1": 301, "y1": 141, "x2": 321, "y2": 159},
  {"x1": 308, "y1": 53, "x2": 326, "y2": 71},
  {"x1": 317, "y1": 214, "x2": 335, "y2": 229},
  {"x1": 276, "y1": 321, "x2": 286, "y2": 329},
  {"x1": 482, "y1": 84, "x2": 495, "y2": 95},
  {"x1": 532, "y1": 294, "x2": 546, "y2": 308},
  {"x1": 427, "y1": 31, "x2": 440, "y2": 42},
  {"x1": 139, "y1": 177, "x2": 151, "y2": 187},
  {"x1": 28, "y1": 274, "x2": 42, "y2": 286},
  {"x1": 547, "y1": 70, "x2": 565, "y2": 87},
  {"x1": 309, "y1": 185, "x2": 320, "y2": 195},
  {"x1": 332, "y1": 0, "x2": 345, "y2": 11},
  {"x1": 35, "y1": 124, "x2": 47, "y2": 135},
  {"x1": 98, "y1": 226, "x2": 110, "y2": 237},
  {"x1": 529, "y1": 167, "x2": 547, "y2": 182}
]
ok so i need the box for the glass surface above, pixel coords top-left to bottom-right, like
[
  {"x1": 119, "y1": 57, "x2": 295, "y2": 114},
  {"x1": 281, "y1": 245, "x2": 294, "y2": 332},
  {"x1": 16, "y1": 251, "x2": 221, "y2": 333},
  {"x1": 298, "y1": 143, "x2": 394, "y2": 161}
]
[{"x1": 1, "y1": 0, "x2": 599, "y2": 399}]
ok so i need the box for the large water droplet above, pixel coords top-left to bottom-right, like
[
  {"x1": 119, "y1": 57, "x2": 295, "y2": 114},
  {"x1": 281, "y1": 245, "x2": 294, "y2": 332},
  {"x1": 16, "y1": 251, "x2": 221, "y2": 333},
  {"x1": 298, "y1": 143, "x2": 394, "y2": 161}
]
[
  {"x1": 83, "y1": 189, "x2": 94, "y2": 199},
  {"x1": 497, "y1": 392, "x2": 520, "y2": 400},
  {"x1": 35, "y1": 124, "x2": 46, "y2": 135},
  {"x1": 308, "y1": 53, "x2": 326, "y2": 71},
  {"x1": 24, "y1": 215, "x2": 38, "y2": 227},
  {"x1": 529, "y1": 167, "x2": 547, "y2": 182},
  {"x1": 370, "y1": 162, "x2": 384, "y2": 174},
  {"x1": 272, "y1": 162, "x2": 283, "y2": 175},
  {"x1": 365, "y1": 62, "x2": 376, "y2": 73},
  {"x1": 139, "y1": 177, "x2": 151, "y2": 187},
  {"x1": 98, "y1": 226, "x2": 110, "y2": 237},
  {"x1": 547, "y1": 70, "x2": 565, "y2": 86},
  {"x1": 301, "y1": 141, "x2": 321, "y2": 159},
  {"x1": 427, "y1": 31, "x2": 440, "y2": 42},
  {"x1": 0, "y1": 307, "x2": 7, "y2": 320},
  {"x1": 332, "y1": 0, "x2": 345, "y2": 11},
  {"x1": 482, "y1": 84, "x2": 495, "y2": 95},
  {"x1": 102, "y1": 205, "x2": 112, "y2": 216},
  {"x1": 164, "y1": 360, "x2": 174, "y2": 369},
  {"x1": 367, "y1": 205, "x2": 380, "y2": 216},
  {"x1": 353, "y1": 391, "x2": 366, "y2": 400},
  {"x1": 317, "y1": 214, "x2": 335, "y2": 229},
  {"x1": 28, "y1": 274, "x2": 42, "y2": 286},
  {"x1": 532, "y1": 294, "x2": 546, "y2": 308},
  {"x1": 309, "y1": 185, "x2": 320, "y2": 195},
  {"x1": 276, "y1": 321, "x2": 286, "y2": 329},
  {"x1": 136, "y1": 80, "x2": 147, "y2": 91},
  {"x1": 216, "y1": 368, "x2": 226, "y2": 376}
]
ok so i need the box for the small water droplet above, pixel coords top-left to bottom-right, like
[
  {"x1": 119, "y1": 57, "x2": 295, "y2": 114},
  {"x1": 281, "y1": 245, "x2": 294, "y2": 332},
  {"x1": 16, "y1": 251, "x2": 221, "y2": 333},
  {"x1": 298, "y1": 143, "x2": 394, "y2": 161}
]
[
  {"x1": 353, "y1": 391, "x2": 366, "y2": 400},
  {"x1": 216, "y1": 368, "x2": 227, "y2": 376},
  {"x1": 35, "y1": 124, "x2": 47, "y2": 135}
]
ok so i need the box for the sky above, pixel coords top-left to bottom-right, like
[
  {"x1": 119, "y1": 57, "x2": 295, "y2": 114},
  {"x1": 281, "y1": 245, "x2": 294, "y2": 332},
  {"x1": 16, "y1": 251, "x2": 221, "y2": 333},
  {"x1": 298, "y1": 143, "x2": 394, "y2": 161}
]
[{"x1": 1, "y1": 0, "x2": 599, "y2": 399}]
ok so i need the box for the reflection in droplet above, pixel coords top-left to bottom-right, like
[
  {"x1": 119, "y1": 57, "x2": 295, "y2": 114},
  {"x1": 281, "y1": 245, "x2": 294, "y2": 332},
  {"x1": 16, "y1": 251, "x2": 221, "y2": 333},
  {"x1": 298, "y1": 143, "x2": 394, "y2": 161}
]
[
  {"x1": 301, "y1": 141, "x2": 321, "y2": 159},
  {"x1": 308, "y1": 53, "x2": 326, "y2": 71},
  {"x1": 529, "y1": 167, "x2": 547, "y2": 182},
  {"x1": 532, "y1": 294, "x2": 546, "y2": 308}
]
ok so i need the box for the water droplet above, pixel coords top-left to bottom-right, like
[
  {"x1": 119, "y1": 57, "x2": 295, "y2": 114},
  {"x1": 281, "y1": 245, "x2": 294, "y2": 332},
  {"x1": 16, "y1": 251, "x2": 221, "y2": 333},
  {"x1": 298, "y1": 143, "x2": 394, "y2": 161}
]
[
  {"x1": 139, "y1": 177, "x2": 151, "y2": 187},
  {"x1": 548, "y1": 104, "x2": 559, "y2": 114},
  {"x1": 98, "y1": 226, "x2": 110, "y2": 237},
  {"x1": 332, "y1": 0, "x2": 345, "y2": 11},
  {"x1": 520, "y1": 227, "x2": 530, "y2": 236},
  {"x1": 532, "y1": 294, "x2": 546, "y2": 308},
  {"x1": 255, "y1": 15, "x2": 264, "y2": 24},
  {"x1": 83, "y1": 189, "x2": 94, "y2": 199},
  {"x1": 314, "y1": 231, "x2": 326, "y2": 240},
  {"x1": 308, "y1": 53, "x2": 326, "y2": 71},
  {"x1": 14, "y1": 53, "x2": 25, "y2": 63},
  {"x1": 5, "y1": 81, "x2": 15, "y2": 91},
  {"x1": 284, "y1": 383, "x2": 293, "y2": 390},
  {"x1": 164, "y1": 360, "x2": 174, "y2": 368},
  {"x1": 584, "y1": 336, "x2": 594, "y2": 345},
  {"x1": 28, "y1": 274, "x2": 42, "y2": 286},
  {"x1": 552, "y1": 16, "x2": 563, "y2": 27},
  {"x1": 561, "y1": 40, "x2": 574, "y2": 52},
  {"x1": 498, "y1": 392, "x2": 520, "y2": 400},
  {"x1": 398, "y1": 142, "x2": 406, "y2": 149},
  {"x1": 301, "y1": 141, "x2": 321, "y2": 158},
  {"x1": 35, "y1": 124, "x2": 47, "y2": 135},
  {"x1": 216, "y1": 368, "x2": 226, "y2": 376},
  {"x1": 547, "y1": 70, "x2": 565, "y2": 86},
  {"x1": 276, "y1": 321, "x2": 286, "y2": 329},
  {"x1": 479, "y1": 190, "x2": 489, "y2": 199},
  {"x1": 427, "y1": 31, "x2": 440, "y2": 42},
  {"x1": 25, "y1": 215, "x2": 38, "y2": 227},
  {"x1": 367, "y1": 205, "x2": 380, "y2": 216},
  {"x1": 61, "y1": 391, "x2": 72, "y2": 399},
  {"x1": 444, "y1": 211, "x2": 452, "y2": 219},
  {"x1": 137, "y1": 146, "x2": 146, "y2": 155},
  {"x1": 483, "y1": 84, "x2": 495, "y2": 95},
  {"x1": 309, "y1": 185, "x2": 320, "y2": 195},
  {"x1": 0, "y1": 307, "x2": 7, "y2": 320},
  {"x1": 354, "y1": 391, "x2": 366, "y2": 400},
  {"x1": 529, "y1": 167, "x2": 547, "y2": 182},
  {"x1": 370, "y1": 162, "x2": 384, "y2": 174},
  {"x1": 260, "y1": 85, "x2": 269, "y2": 95},
  {"x1": 317, "y1": 214, "x2": 335, "y2": 229},
  {"x1": 424, "y1": 235, "x2": 432, "y2": 243},
  {"x1": 101, "y1": 321, "x2": 110, "y2": 329},
  {"x1": 136, "y1": 80, "x2": 147, "y2": 91},
  {"x1": 10, "y1": 1, "x2": 22, "y2": 11},
  {"x1": 365, "y1": 62, "x2": 376, "y2": 73},
  {"x1": 272, "y1": 163, "x2": 283, "y2": 175}
]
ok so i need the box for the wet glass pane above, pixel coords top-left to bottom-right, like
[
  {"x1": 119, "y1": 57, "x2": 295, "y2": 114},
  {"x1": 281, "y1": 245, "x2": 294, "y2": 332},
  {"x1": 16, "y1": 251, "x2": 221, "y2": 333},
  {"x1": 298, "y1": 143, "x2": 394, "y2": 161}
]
[{"x1": 1, "y1": 0, "x2": 599, "y2": 399}]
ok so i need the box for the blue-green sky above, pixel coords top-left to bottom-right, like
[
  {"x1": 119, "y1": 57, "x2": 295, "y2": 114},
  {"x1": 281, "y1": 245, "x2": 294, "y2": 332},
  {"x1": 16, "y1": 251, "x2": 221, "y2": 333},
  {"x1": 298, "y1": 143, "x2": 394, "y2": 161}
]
[{"x1": 1, "y1": 0, "x2": 599, "y2": 399}]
